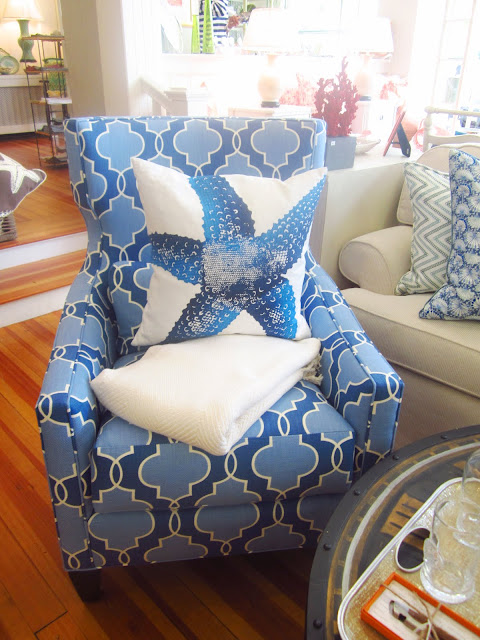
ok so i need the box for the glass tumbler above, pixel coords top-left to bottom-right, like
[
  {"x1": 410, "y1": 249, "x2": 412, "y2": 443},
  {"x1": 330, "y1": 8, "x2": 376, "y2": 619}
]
[
  {"x1": 462, "y1": 447, "x2": 480, "y2": 508},
  {"x1": 420, "y1": 498, "x2": 480, "y2": 604}
]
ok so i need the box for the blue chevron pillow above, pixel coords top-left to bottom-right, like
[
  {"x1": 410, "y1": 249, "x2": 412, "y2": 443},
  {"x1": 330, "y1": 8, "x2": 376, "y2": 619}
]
[
  {"x1": 131, "y1": 159, "x2": 326, "y2": 346},
  {"x1": 420, "y1": 149, "x2": 480, "y2": 320},
  {"x1": 395, "y1": 163, "x2": 451, "y2": 295}
]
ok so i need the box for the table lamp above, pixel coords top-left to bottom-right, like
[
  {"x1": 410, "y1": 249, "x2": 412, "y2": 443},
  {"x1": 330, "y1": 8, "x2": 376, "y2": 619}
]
[
  {"x1": 242, "y1": 8, "x2": 299, "y2": 108},
  {"x1": 352, "y1": 17, "x2": 393, "y2": 99},
  {"x1": 2, "y1": 0, "x2": 42, "y2": 63}
]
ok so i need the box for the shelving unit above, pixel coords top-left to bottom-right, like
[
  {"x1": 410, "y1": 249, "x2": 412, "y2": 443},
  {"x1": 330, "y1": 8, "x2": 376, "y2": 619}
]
[{"x1": 21, "y1": 35, "x2": 71, "y2": 167}]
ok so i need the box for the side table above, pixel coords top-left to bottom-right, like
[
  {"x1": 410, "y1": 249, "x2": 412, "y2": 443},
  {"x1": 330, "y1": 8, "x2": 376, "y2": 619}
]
[{"x1": 305, "y1": 424, "x2": 480, "y2": 639}]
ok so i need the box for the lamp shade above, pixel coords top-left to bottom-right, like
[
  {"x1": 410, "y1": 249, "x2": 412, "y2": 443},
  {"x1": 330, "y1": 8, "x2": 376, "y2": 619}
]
[
  {"x1": 352, "y1": 17, "x2": 393, "y2": 56},
  {"x1": 2, "y1": 0, "x2": 42, "y2": 20},
  {"x1": 242, "y1": 8, "x2": 300, "y2": 54}
]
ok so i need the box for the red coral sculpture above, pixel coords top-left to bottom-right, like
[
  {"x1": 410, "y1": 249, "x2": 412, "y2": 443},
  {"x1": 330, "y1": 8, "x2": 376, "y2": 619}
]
[
  {"x1": 280, "y1": 74, "x2": 317, "y2": 109},
  {"x1": 313, "y1": 58, "x2": 359, "y2": 137}
]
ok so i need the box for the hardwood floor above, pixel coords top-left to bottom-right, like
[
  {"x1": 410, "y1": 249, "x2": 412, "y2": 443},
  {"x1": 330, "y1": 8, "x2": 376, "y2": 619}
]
[
  {"x1": 0, "y1": 134, "x2": 85, "y2": 250},
  {"x1": 0, "y1": 260, "x2": 315, "y2": 637}
]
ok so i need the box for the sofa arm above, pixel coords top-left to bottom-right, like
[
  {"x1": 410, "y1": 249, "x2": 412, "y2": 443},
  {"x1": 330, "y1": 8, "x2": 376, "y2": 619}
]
[
  {"x1": 339, "y1": 226, "x2": 412, "y2": 295},
  {"x1": 303, "y1": 252, "x2": 403, "y2": 474},
  {"x1": 36, "y1": 263, "x2": 117, "y2": 570}
]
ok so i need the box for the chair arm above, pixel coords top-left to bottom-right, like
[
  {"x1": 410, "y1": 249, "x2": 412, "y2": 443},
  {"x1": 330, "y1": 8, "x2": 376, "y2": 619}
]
[
  {"x1": 303, "y1": 252, "x2": 403, "y2": 474},
  {"x1": 339, "y1": 226, "x2": 412, "y2": 295},
  {"x1": 36, "y1": 260, "x2": 116, "y2": 571}
]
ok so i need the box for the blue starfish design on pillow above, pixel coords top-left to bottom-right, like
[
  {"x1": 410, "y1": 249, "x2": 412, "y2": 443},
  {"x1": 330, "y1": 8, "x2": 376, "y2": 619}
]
[{"x1": 150, "y1": 174, "x2": 324, "y2": 342}]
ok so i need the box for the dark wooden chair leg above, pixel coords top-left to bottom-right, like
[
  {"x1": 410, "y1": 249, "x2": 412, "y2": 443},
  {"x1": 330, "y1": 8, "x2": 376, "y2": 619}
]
[{"x1": 68, "y1": 569, "x2": 102, "y2": 601}]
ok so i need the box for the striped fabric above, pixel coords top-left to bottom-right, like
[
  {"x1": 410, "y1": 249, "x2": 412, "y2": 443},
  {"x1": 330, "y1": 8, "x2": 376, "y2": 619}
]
[{"x1": 199, "y1": 0, "x2": 229, "y2": 48}]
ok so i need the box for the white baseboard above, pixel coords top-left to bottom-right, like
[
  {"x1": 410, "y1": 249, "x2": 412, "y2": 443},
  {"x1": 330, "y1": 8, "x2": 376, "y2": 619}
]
[
  {"x1": 0, "y1": 286, "x2": 69, "y2": 327},
  {"x1": 0, "y1": 232, "x2": 88, "y2": 270}
]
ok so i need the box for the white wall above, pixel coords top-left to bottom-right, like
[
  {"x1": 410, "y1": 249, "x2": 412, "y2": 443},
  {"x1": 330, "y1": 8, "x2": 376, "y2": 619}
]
[
  {"x1": 59, "y1": 0, "x2": 175, "y2": 117},
  {"x1": 59, "y1": 0, "x2": 107, "y2": 116}
]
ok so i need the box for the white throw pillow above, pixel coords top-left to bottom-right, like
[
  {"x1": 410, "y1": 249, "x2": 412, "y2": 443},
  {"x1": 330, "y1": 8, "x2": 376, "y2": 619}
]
[
  {"x1": 91, "y1": 334, "x2": 321, "y2": 456},
  {"x1": 131, "y1": 159, "x2": 326, "y2": 346}
]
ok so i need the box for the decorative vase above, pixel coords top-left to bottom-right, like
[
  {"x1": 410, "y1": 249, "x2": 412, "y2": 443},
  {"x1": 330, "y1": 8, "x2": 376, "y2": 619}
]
[
  {"x1": 201, "y1": 0, "x2": 215, "y2": 54},
  {"x1": 191, "y1": 15, "x2": 200, "y2": 53},
  {"x1": 199, "y1": 0, "x2": 229, "y2": 52},
  {"x1": 324, "y1": 135, "x2": 357, "y2": 171}
]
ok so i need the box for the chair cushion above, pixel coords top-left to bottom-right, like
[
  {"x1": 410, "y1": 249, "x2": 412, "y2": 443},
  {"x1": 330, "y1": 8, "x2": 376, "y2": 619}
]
[
  {"x1": 91, "y1": 376, "x2": 355, "y2": 514},
  {"x1": 91, "y1": 334, "x2": 321, "y2": 456},
  {"x1": 420, "y1": 149, "x2": 480, "y2": 320},
  {"x1": 395, "y1": 163, "x2": 451, "y2": 295},
  {"x1": 131, "y1": 159, "x2": 326, "y2": 346},
  {"x1": 342, "y1": 288, "x2": 480, "y2": 398}
]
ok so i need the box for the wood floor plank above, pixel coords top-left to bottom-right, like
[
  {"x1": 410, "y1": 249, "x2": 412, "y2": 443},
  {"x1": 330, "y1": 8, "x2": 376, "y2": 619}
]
[
  {"x1": 0, "y1": 250, "x2": 86, "y2": 304},
  {"x1": 0, "y1": 353, "x2": 43, "y2": 428},
  {"x1": 0, "y1": 580, "x2": 37, "y2": 640},
  {"x1": 2, "y1": 322, "x2": 53, "y2": 372},
  {"x1": 134, "y1": 564, "x2": 237, "y2": 640},
  {"x1": 0, "y1": 517, "x2": 65, "y2": 632},
  {"x1": 76, "y1": 569, "x2": 191, "y2": 640},
  {"x1": 178, "y1": 556, "x2": 304, "y2": 640},
  {"x1": 34, "y1": 309, "x2": 62, "y2": 334},
  {"x1": 0, "y1": 453, "x2": 111, "y2": 640},
  {"x1": 0, "y1": 331, "x2": 47, "y2": 386},
  {"x1": 36, "y1": 613, "x2": 88, "y2": 640},
  {"x1": 109, "y1": 569, "x2": 187, "y2": 640},
  {"x1": 173, "y1": 561, "x2": 265, "y2": 640}
]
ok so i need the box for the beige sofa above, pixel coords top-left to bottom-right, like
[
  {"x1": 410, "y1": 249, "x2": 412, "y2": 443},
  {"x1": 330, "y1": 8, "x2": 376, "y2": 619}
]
[{"x1": 338, "y1": 144, "x2": 480, "y2": 448}]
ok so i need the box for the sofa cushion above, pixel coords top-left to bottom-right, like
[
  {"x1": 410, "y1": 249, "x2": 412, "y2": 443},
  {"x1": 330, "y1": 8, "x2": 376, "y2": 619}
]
[
  {"x1": 91, "y1": 378, "x2": 355, "y2": 513},
  {"x1": 342, "y1": 288, "x2": 480, "y2": 399},
  {"x1": 420, "y1": 149, "x2": 480, "y2": 320},
  {"x1": 395, "y1": 163, "x2": 451, "y2": 295},
  {"x1": 131, "y1": 159, "x2": 326, "y2": 346}
]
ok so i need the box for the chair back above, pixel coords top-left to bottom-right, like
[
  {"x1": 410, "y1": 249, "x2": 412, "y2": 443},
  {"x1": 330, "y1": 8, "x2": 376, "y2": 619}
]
[{"x1": 65, "y1": 116, "x2": 326, "y2": 265}]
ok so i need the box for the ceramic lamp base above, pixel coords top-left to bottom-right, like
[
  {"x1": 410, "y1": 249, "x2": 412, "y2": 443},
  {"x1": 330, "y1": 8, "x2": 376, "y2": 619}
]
[
  {"x1": 17, "y1": 19, "x2": 36, "y2": 63},
  {"x1": 258, "y1": 54, "x2": 284, "y2": 109}
]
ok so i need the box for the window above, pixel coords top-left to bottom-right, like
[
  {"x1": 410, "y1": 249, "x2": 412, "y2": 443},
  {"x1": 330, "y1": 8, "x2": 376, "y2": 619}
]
[{"x1": 432, "y1": 0, "x2": 479, "y2": 108}]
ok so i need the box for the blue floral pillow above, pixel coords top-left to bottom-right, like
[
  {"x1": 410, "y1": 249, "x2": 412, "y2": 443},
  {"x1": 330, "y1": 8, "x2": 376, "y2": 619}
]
[
  {"x1": 420, "y1": 149, "x2": 480, "y2": 320},
  {"x1": 131, "y1": 159, "x2": 326, "y2": 346}
]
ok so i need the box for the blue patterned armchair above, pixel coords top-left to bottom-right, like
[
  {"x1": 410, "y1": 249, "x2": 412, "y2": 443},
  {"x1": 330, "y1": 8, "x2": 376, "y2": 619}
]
[{"x1": 36, "y1": 116, "x2": 402, "y2": 599}]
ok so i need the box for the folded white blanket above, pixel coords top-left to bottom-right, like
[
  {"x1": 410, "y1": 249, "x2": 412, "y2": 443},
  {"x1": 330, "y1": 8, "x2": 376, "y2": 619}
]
[{"x1": 91, "y1": 334, "x2": 321, "y2": 456}]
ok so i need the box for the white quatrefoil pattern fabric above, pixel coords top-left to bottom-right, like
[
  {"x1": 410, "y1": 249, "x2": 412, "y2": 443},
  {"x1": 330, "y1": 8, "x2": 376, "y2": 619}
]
[{"x1": 131, "y1": 159, "x2": 326, "y2": 346}]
